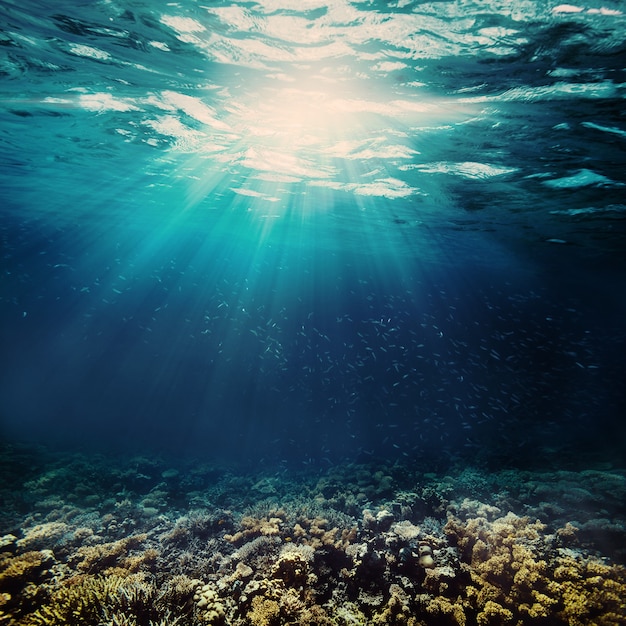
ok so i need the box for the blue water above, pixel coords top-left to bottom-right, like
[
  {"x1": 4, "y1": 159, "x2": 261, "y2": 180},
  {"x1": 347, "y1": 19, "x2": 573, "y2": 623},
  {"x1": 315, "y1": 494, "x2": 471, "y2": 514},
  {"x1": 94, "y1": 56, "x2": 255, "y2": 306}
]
[{"x1": 1, "y1": 0, "x2": 625, "y2": 467}]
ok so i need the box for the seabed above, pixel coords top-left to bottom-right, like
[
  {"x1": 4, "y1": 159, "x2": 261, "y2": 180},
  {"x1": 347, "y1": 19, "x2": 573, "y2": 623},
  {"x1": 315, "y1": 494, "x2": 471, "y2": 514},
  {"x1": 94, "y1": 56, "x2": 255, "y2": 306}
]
[{"x1": 1, "y1": 443, "x2": 625, "y2": 625}]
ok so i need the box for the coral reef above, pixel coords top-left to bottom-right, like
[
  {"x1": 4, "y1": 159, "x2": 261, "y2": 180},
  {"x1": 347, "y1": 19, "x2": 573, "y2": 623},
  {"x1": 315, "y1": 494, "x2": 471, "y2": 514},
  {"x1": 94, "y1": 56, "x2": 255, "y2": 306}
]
[
  {"x1": 444, "y1": 511, "x2": 626, "y2": 625},
  {"x1": 1, "y1": 443, "x2": 625, "y2": 625}
]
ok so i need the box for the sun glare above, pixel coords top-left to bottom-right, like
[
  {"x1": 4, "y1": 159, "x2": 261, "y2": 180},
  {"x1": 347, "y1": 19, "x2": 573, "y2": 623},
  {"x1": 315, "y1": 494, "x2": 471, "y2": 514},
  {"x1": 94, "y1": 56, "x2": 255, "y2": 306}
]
[{"x1": 241, "y1": 82, "x2": 364, "y2": 152}]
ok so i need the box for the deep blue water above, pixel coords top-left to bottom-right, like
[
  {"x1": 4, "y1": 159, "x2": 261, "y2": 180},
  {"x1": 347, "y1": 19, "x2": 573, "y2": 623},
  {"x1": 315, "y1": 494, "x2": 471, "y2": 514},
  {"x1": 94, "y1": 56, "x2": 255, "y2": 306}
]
[{"x1": 1, "y1": 0, "x2": 625, "y2": 468}]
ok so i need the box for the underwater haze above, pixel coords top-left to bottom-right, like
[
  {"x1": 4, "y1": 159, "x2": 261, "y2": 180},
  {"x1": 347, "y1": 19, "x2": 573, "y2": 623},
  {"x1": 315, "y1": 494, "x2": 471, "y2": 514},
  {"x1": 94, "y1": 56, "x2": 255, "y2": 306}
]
[{"x1": 1, "y1": 0, "x2": 626, "y2": 468}]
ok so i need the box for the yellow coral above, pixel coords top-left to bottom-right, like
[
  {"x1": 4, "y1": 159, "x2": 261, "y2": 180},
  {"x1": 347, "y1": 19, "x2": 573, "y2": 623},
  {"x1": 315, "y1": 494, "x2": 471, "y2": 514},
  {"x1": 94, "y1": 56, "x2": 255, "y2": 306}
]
[
  {"x1": 556, "y1": 522, "x2": 579, "y2": 544},
  {"x1": 424, "y1": 595, "x2": 466, "y2": 626},
  {"x1": 14, "y1": 572, "x2": 173, "y2": 626},
  {"x1": 476, "y1": 600, "x2": 513, "y2": 625},
  {"x1": 73, "y1": 534, "x2": 148, "y2": 573},
  {"x1": 555, "y1": 557, "x2": 626, "y2": 626},
  {"x1": 247, "y1": 595, "x2": 280, "y2": 626},
  {"x1": 272, "y1": 551, "x2": 308, "y2": 588},
  {"x1": 278, "y1": 588, "x2": 304, "y2": 619},
  {"x1": 446, "y1": 510, "x2": 626, "y2": 625},
  {"x1": 25, "y1": 574, "x2": 127, "y2": 625},
  {"x1": 225, "y1": 511, "x2": 286, "y2": 544},
  {"x1": 372, "y1": 584, "x2": 413, "y2": 625},
  {"x1": 298, "y1": 604, "x2": 335, "y2": 625},
  {"x1": 16, "y1": 523, "x2": 69, "y2": 551},
  {"x1": 0, "y1": 551, "x2": 53, "y2": 590},
  {"x1": 290, "y1": 516, "x2": 356, "y2": 550}
]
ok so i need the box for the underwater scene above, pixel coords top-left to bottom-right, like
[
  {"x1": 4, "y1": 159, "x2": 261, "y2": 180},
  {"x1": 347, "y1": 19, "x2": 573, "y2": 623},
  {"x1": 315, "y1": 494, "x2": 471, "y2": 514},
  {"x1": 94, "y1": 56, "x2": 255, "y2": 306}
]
[{"x1": 1, "y1": 0, "x2": 625, "y2": 624}]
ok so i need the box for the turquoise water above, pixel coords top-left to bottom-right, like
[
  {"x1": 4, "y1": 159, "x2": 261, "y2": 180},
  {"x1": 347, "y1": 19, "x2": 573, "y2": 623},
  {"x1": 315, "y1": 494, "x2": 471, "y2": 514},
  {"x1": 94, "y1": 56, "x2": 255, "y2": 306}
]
[{"x1": 1, "y1": 0, "x2": 625, "y2": 467}]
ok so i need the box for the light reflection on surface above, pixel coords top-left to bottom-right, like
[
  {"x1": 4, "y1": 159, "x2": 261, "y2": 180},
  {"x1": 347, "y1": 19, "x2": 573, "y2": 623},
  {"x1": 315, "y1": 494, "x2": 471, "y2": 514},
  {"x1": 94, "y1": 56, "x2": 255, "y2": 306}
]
[{"x1": 0, "y1": 0, "x2": 624, "y2": 247}]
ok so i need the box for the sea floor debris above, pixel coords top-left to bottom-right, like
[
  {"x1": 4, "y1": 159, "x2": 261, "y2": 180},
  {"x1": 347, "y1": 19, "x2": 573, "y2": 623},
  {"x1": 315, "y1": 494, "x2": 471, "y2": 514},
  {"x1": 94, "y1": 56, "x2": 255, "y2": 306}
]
[{"x1": 1, "y1": 443, "x2": 625, "y2": 625}]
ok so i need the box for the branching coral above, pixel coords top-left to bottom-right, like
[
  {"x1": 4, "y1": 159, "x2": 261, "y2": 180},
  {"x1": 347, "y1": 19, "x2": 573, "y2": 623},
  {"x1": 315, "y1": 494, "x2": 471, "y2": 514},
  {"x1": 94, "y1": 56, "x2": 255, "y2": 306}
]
[
  {"x1": 16, "y1": 571, "x2": 199, "y2": 626},
  {"x1": 298, "y1": 603, "x2": 336, "y2": 625},
  {"x1": 157, "y1": 573, "x2": 198, "y2": 611},
  {"x1": 3, "y1": 450, "x2": 626, "y2": 626},
  {"x1": 71, "y1": 534, "x2": 153, "y2": 574},
  {"x1": 553, "y1": 555, "x2": 626, "y2": 625},
  {"x1": 292, "y1": 516, "x2": 357, "y2": 551},
  {"x1": 25, "y1": 573, "x2": 131, "y2": 625},
  {"x1": 445, "y1": 511, "x2": 626, "y2": 625},
  {"x1": 225, "y1": 511, "x2": 287, "y2": 545},
  {"x1": 415, "y1": 593, "x2": 466, "y2": 626},
  {"x1": 371, "y1": 583, "x2": 414, "y2": 625},
  {"x1": 16, "y1": 524, "x2": 70, "y2": 552}
]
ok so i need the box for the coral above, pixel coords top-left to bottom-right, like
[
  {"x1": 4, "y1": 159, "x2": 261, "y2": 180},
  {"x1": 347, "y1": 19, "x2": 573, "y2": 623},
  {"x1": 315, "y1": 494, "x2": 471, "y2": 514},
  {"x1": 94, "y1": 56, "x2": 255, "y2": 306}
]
[
  {"x1": 553, "y1": 555, "x2": 626, "y2": 625},
  {"x1": 18, "y1": 571, "x2": 196, "y2": 626},
  {"x1": 420, "y1": 594, "x2": 466, "y2": 626},
  {"x1": 476, "y1": 600, "x2": 513, "y2": 625},
  {"x1": 278, "y1": 587, "x2": 304, "y2": 619},
  {"x1": 24, "y1": 573, "x2": 130, "y2": 625},
  {"x1": 162, "y1": 510, "x2": 233, "y2": 546},
  {"x1": 422, "y1": 565, "x2": 458, "y2": 597},
  {"x1": 372, "y1": 583, "x2": 412, "y2": 625},
  {"x1": 362, "y1": 509, "x2": 395, "y2": 532},
  {"x1": 234, "y1": 570, "x2": 311, "y2": 624},
  {"x1": 0, "y1": 550, "x2": 56, "y2": 623},
  {"x1": 391, "y1": 521, "x2": 421, "y2": 543},
  {"x1": 2, "y1": 447, "x2": 626, "y2": 626},
  {"x1": 71, "y1": 534, "x2": 151, "y2": 574},
  {"x1": 121, "y1": 547, "x2": 158, "y2": 573},
  {"x1": 225, "y1": 510, "x2": 357, "y2": 556},
  {"x1": 0, "y1": 551, "x2": 55, "y2": 592},
  {"x1": 445, "y1": 510, "x2": 626, "y2": 626},
  {"x1": 0, "y1": 535, "x2": 17, "y2": 551},
  {"x1": 235, "y1": 561, "x2": 254, "y2": 579},
  {"x1": 247, "y1": 595, "x2": 280, "y2": 626},
  {"x1": 16, "y1": 524, "x2": 70, "y2": 552},
  {"x1": 194, "y1": 583, "x2": 226, "y2": 624},
  {"x1": 225, "y1": 511, "x2": 287, "y2": 545},
  {"x1": 156, "y1": 574, "x2": 198, "y2": 616},
  {"x1": 298, "y1": 603, "x2": 336, "y2": 625},
  {"x1": 272, "y1": 546, "x2": 310, "y2": 588},
  {"x1": 555, "y1": 521, "x2": 579, "y2": 546},
  {"x1": 292, "y1": 516, "x2": 357, "y2": 551},
  {"x1": 232, "y1": 536, "x2": 281, "y2": 565},
  {"x1": 334, "y1": 602, "x2": 369, "y2": 624}
]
